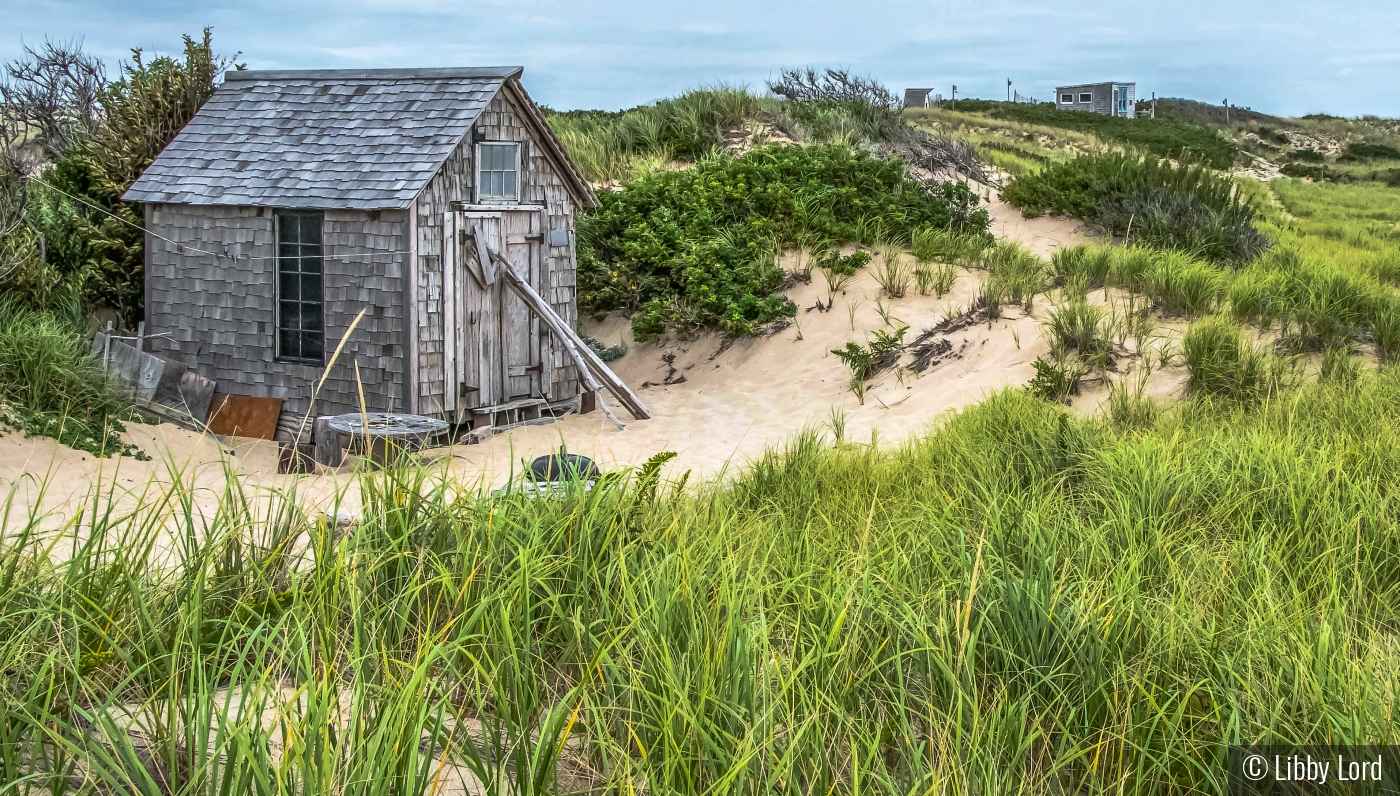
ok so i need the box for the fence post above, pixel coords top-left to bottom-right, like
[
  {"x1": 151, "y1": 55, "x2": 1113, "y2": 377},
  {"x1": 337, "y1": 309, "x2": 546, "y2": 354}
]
[{"x1": 102, "y1": 320, "x2": 114, "y2": 369}]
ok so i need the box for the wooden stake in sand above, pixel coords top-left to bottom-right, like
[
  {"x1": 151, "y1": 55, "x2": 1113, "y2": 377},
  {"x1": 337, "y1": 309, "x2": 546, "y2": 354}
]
[{"x1": 479, "y1": 239, "x2": 650, "y2": 427}]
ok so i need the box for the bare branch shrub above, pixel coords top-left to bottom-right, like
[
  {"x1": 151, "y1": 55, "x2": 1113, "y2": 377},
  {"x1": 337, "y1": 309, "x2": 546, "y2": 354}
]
[
  {"x1": 766, "y1": 68, "x2": 897, "y2": 110},
  {"x1": 0, "y1": 39, "x2": 106, "y2": 159}
]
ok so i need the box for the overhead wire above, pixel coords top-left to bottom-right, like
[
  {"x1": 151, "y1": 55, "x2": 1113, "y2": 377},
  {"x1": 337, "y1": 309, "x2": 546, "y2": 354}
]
[{"x1": 28, "y1": 178, "x2": 410, "y2": 262}]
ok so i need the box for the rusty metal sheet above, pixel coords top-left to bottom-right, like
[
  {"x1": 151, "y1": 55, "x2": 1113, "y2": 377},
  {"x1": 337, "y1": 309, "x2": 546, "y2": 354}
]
[{"x1": 207, "y1": 394, "x2": 283, "y2": 440}]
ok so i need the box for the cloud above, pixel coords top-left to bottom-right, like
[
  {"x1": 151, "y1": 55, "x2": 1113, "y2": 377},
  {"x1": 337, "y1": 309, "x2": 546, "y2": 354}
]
[{"x1": 5, "y1": 0, "x2": 1400, "y2": 115}]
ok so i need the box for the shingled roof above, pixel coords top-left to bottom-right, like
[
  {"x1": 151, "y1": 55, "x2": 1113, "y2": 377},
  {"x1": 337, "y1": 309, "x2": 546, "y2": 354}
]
[{"x1": 124, "y1": 67, "x2": 596, "y2": 210}]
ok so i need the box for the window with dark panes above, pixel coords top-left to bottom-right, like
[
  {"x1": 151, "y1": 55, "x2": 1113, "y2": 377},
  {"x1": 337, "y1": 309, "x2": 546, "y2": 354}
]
[
  {"x1": 478, "y1": 142, "x2": 519, "y2": 200},
  {"x1": 276, "y1": 210, "x2": 324, "y2": 362}
]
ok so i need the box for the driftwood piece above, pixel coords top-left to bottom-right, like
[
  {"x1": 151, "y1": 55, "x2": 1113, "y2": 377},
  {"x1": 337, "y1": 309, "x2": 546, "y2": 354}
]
[{"x1": 484, "y1": 245, "x2": 650, "y2": 422}]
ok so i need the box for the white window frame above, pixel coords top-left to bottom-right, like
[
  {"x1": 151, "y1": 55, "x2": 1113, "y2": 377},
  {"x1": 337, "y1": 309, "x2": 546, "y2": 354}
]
[
  {"x1": 1060, "y1": 93, "x2": 1074, "y2": 104},
  {"x1": 475, "y1": 141, "x2": 521, "y2": 204},
  {"x1": 1079, "y1": 93, "x2": 1093, "y2": 104}
]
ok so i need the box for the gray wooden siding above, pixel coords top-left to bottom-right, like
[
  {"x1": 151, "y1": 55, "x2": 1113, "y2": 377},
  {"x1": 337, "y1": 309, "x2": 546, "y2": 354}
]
[
  {"x1": 143, "y1": 204, "x2": 408, "y2": 419},
  {"x1": 1055, "y1": 82, "x2": 1135, "y2": 118},
  {"x1": 413, "y1": 145, "x2": 467, "y2": 415},
  {"x1": 413, "y1": 85, "x2": 580, "y2": 416},
  {"x1": 480, "y1": 87, "x2": 581, "y2": 401}
]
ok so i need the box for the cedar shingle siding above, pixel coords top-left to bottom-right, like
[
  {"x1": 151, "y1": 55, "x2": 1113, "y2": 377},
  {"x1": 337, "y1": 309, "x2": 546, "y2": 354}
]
[
  {"x1": 142, "y1": 204, "x2": 408, "y2": 416},
  {"x1": 125, "y1": 67, "x2": 598, "y2": 425}
]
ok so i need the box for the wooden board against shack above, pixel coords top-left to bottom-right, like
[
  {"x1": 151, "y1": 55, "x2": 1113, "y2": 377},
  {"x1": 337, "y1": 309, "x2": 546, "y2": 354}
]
[
  {"x1": 207, "y1": 394, "x2": 283, "y2": 440},
  {"x1": 482, "y1": 242, "x2": 649, "y2": 424}
]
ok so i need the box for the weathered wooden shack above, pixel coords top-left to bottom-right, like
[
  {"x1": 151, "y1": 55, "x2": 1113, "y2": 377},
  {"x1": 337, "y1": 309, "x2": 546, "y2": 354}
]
[
  {"x1": 124, "y1": 66, "x2": 601, "y2": 432},
  {"x1": 1054, "y1": 81, "x2": 1136, "y2": 118}
]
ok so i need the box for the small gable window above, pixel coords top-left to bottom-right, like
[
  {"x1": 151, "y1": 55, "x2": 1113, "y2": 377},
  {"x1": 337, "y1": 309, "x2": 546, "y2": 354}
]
[
  {"x1": 276, "y1": 210, "x2": 324, "y2": 363},
  {"x1": 478, "y1": 142, "x2": 519, "y2": 201},
  {"x1": 1060, "y1": 93, "x2": 1074, "y2": 104},
  {"x1": 1079, "y1": 93, "x2": 1093, "y2": 103}
]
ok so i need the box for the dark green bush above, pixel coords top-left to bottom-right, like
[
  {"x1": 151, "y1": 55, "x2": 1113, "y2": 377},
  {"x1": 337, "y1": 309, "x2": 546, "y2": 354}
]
[
  {"x1": 1280, "y1": 163, "x2": 1325, "y2": 180},
  {"x1": 1026, "y1": 356, "x2": 1086, "y2": 403},
  {"x1": 1001, "y1": 152, "x2": 1269, "y2": 265},
  {"x1": 816, "y1": 248, "x2": 871, "y2": 276},
  {"x1": 578, "y1": 144, "x2": 989, "y2": 338},
  {"x1": 1291, "y1": 148, "x2": 1325, "y2": 163},
  {"x1": 1341, "y1": 142, "x2": 1400, "y2": 161},
  {"x1": 15, "y1": 30, "x2": 235, "y2": 324},
  {"x1": 1279, "y1": 163, "x2": 1400, "y2": 187},
  {"x1": 941, "y1": 100, "x2": 1236, "y2": 168}
]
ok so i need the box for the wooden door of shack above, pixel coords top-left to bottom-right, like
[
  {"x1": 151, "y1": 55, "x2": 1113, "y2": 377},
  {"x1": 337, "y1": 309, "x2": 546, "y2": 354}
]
[{"x1": 441, "y1": 208, "x2": 550, "y2": 419}]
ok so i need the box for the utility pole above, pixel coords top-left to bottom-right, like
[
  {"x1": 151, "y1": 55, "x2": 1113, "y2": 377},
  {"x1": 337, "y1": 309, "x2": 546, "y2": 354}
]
[
  {"x1": 1152, "y1": 91, "x2": 1157, "y2": 119},
  {"x1": 951, "y1": 85, "x2": 957, "y2": 110},
  {"x1": 1007, "y1": 78, "x2": 1012, "y2": 102},
  {"x1": 1223, "y1": 98, "x2": 1230, "y2": 126}
]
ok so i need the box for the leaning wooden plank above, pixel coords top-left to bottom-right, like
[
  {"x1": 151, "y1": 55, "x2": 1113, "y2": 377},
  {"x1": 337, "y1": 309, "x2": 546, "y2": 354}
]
[
  {"x1": 497, "y1": 262, "x2": 648, "y2": 421},
  {"x1": 471, "y1": 223, "x2": 496, "y2": 285},
  {"x1": 487, "y1": 246, "x2": 651, "y2": 420},
  {"x1": 556, "y1": 331, "x2": 626, "y2": 430},
  {"x1": 491, "y1": 262, "x2": 627, "y2": 427}
]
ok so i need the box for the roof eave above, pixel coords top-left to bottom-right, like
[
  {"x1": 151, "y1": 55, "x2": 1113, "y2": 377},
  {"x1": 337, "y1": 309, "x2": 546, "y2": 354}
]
[{"x1": 501, "y1": 78, "x2": 601, "y2": 209}]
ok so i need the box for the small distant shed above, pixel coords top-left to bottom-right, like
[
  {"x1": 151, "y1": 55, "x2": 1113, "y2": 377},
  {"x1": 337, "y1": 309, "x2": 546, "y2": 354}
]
[
  {"x1": 903, "y1": 88, "x2": 942, "y2": 109},
  {"x1": 124, "y1": 67, "x2": 601, "y2": 431},
  {"x1": 1055, "y1": 82, "x2": 1136, "y2": 118}
]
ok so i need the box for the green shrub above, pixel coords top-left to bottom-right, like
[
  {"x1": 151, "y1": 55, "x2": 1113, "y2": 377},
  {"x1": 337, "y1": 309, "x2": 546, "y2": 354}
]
[
  {"x1": 983, "y1": 241, "x2": 1048, "y2": 307},
  {"x1": 1341, "y1": 142, "x2": 1400, "y2": 161},
  {"x1": 583, "y1": 336, "x2": 627, "y2": 363},
  {"x1": 26, "y1": 30, "x2": 235, "y2": 324},
  {"x1": 945, "y1": 100, "x2": 1237, "y2": 168},
  {"x1": 1045, "y1": 298, "x2": 1110, "y2": 360},
  {"x1": 1142, "y1": 250, "x2": 1224, "y2": 316},
  {"x1": 1290, "y1": 148, "x2": 1325, "y2": 163},
  {"x1": 545, "y1": 86, "x2": 768, "y2": 184},
  {"x1": 1280, "y1": 162, "x2": 1324, "y2": 180},
  {"x1": 1182, "y1": 316, "x2": 1266, "y2": 400},
  {"x1": 815, "y1": 248, "x2": 871, "y2": 276},
  {"x1": 1026, "y1": 356, "x2": 1087, "y2": 402},
  {"x1": 578, "y1": 144, "x2": 989, "y2": 338},
  {"x1": 832, "y1": 326, "x2": 906, "y2": 384},
  {"x1": 1002, "y1": 152, "x2": 1269, "y2": 265},
  {"x1": 0, "y1": 302, "x2": 142, "y2": 457},
  {"x1": 1279, "y1": 163, "x2": 1400, "y2": 187}
]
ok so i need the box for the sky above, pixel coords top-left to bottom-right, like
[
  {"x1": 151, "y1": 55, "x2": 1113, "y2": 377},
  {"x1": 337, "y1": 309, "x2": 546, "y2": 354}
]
[{"x1": 4, "y1": 0, "x2": 1399, "y2": 117}]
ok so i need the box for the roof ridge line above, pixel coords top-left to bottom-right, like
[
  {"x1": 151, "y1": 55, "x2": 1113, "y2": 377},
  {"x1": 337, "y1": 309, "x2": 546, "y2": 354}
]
[{"x1": 224, "y1": 67, "x2": 523, "y2": 82}]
